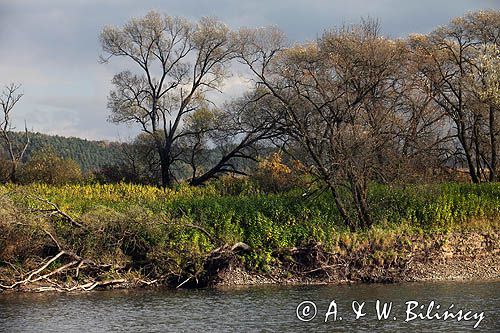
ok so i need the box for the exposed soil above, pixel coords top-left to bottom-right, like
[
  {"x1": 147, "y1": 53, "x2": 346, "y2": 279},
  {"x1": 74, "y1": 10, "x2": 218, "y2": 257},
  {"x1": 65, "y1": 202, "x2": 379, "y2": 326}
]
[
  {"x1": 1, "y1": 232, "x2": 498, "y2": 292},
  {"x1": 215, "y1": 232, "x2": 500, "y2": 287}
]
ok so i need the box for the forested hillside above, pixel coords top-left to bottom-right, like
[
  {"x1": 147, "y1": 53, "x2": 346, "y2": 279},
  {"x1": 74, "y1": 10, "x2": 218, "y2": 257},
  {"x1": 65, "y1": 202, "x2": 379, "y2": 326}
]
[
  {"x1": 0, "y1": 132, "x2": 264, "y2": 178},
  {"x1": 1, "y1": 131, "x2": 123, "y2": 171}
]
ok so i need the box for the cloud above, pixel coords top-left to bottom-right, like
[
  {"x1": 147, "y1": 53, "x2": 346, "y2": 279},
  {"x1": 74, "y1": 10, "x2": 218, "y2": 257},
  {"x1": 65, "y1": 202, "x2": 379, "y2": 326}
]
[{"x1": 0, "y1": 0, "x2": 498, "y2": 140}]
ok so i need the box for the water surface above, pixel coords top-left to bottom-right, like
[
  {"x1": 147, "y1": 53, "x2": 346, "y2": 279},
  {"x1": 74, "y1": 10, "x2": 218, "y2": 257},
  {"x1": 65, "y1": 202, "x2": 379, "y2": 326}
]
[{"x1": 0, "y1": 281, "x2": 498, "y2": 332}]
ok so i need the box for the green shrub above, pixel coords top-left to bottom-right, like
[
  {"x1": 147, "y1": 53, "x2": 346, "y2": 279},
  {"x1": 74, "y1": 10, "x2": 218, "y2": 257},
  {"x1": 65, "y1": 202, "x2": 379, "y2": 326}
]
[{"x1": 19, "y1": 148, "x2": 82, "y2": 185}]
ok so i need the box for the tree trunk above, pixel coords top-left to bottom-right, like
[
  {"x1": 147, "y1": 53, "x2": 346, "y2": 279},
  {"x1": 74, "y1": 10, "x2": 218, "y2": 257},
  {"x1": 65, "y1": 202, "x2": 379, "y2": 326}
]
[
  {"x1": 189, "y1": 154, "x2": 234, "y2": 187},
  {"x1": 9, "y1": 161, "x2": 17, "y2": 183},
  {"x1": 489, "y1": 105, "x2": 497, "y2": 181},
  {"x1": 158, "y1": 147, "x2": 172, "y2": 188},
  {"x1": 350, "y1": 180, "x2": 371, "y2": 229},
  {"x1": 458, "y1": 125, "x2": 480, "y2": 183},
  {"x1": 326, "y1": 180, "x2": 357, "y2": 231},
  {"x1": 356, "y1": 186, "x2": 371, "y2": 228},
  {"x1": 464, "y1": 148, "x2": 480, "y2": 183}
]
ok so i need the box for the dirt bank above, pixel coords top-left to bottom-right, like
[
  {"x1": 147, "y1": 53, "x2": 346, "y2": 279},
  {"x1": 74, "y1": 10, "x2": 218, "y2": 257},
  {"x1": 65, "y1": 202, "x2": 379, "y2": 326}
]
[
  {"x1": 216, "y1": 232, "x2": 500, "y2": 287},
  {"x1": 1, "y1": 231, "x2": 498, "y2": 292}
]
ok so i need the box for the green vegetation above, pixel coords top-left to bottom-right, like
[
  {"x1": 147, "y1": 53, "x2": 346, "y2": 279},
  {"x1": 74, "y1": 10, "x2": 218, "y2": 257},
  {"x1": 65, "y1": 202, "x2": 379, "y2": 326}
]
[
  {"x1": 1, "y1": 131, "x2": 123, "y2": 172},
  {"x1": 8, "y1": 181, "x2": 500, "y2": 240},
  {"x1": 1, "y1": 181, "x2": 498, "y2": 290},
  {"x1": 17, "y1": 148, "x2": 83, "y2": 185}
]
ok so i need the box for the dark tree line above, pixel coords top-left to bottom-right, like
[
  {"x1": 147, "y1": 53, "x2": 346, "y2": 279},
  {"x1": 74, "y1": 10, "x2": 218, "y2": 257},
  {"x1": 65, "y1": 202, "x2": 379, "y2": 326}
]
[{"x1": 0, "y1": 131, "x2": 123, "y2": 172}]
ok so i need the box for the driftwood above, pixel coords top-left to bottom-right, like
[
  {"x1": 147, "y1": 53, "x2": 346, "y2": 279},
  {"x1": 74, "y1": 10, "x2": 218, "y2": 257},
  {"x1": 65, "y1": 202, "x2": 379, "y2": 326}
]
[
  {"x1": 1, "y1": 196, "x2": 256, "y2": 292},
  {"x1": 29, "y1": 196, "x2": 86, "y2": 229},
  {"x1": 0, "y1": 251, "x2": 75, "y2": 290},
  {"x1": 174, "y1": 242, "x2": 252, "y2": 288},
  {"x1": 0, "y1": 224, "x2": 132, "y2": 292},
  {"x1": 0, "y1": 247, "x2": 145, "y2": 292},
  {"x1": 31, "y1": 278, "x2": 127, "y2": 292}
]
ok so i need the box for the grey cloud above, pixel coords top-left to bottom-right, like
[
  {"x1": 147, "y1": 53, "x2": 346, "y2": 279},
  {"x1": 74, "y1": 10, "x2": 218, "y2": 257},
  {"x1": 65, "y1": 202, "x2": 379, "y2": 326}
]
[{"x1": 0, "y1": 0, "x2": 498, "y2": 140}]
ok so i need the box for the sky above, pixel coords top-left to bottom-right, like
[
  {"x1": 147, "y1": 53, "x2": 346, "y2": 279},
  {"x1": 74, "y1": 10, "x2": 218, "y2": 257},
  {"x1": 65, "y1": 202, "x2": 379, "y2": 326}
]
[{"x1": 0, "y1": 0, "x2": 499, "y2": 141}]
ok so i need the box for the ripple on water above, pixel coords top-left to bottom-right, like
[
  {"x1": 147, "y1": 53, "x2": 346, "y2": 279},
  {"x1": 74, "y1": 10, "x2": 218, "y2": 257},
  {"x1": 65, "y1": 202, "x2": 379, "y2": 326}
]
[{"x1": 0, "y1": 280, "x2": 499, "y2": 332}]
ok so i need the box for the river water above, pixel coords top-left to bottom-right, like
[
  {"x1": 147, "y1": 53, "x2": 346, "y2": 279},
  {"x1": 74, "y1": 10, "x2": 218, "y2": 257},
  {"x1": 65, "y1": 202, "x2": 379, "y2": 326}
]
[{"x1": 0, "y1": 281, "x2": 498, "y2": 332}]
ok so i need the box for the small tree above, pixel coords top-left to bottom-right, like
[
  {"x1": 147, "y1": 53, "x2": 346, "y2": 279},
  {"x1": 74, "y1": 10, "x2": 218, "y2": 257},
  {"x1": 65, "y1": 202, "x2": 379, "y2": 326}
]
[
  {"x1": 0, "y1": 83, "x2": 30, "y2": 183},
  {"x1": 254, "y1": 152, "x2": 306, "y2": 193}
]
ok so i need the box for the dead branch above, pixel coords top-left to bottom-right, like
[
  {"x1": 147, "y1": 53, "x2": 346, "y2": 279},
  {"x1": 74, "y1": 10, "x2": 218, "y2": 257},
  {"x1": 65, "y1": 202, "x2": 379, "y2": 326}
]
[
  {"x1": 75, "y1": 261, "x2": 85, "y2": 278},
  {"x1": 137, "y1": 278, "x2": 159, "y2": 286},
  {"x1": 184, "y1": 223, "x2": 216, "y2": 243},
  {"x1": 176, "y1": 276, "x2": 192, "y2": 289},
  {"x1": 31, "y1": 278, "x2": 127, "y2": 292},
  {"x1": 81, "y1": 279, "x2": 126, "y2": 291},
  {"x1": 0, "y1": 251, "x2": 66, "y2": 289},
  {"x1": 30, "y1": 196, "x2": 86, "y2": 229},
  {"x1": 0, "y1": 250, "x2": 126, "y2": 292},
  {"x1": 30, "y1": 261, "x2": 79, "y2": 283},
  {"x1": 42, "y1": 228, "x2": 62, "y2": 251}
]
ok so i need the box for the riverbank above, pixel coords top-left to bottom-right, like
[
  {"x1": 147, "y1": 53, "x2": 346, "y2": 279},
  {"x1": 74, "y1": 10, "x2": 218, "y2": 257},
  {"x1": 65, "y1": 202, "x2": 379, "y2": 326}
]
[
  {"x1": 2, "y1": 229, "x2": 498, "y2": 292},
  {"x1": 1, "y1": 231, "x2": 498, "y2": 292},
  {"x1": 217, "y1": 232, "x2": 500, "y2": 287},
  {"x1": 1, "y1": 182, "x2": 499, "y2": 292}
]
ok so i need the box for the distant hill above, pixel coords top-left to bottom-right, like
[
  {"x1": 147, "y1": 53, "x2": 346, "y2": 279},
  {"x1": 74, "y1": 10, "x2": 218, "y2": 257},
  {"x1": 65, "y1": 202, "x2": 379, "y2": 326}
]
[
  {"x1": 1, "y1": 131, "x2": 272, "y2": 177},
  {"x1": 1, "y1": 132, "x2": 123, "y2": 172}
]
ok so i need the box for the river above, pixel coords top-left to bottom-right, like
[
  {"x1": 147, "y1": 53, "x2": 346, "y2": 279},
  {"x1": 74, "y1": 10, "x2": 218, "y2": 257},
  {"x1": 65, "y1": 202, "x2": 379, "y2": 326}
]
[{"x1": 0, "y1": 281, "x2": 498, "y2": 332}]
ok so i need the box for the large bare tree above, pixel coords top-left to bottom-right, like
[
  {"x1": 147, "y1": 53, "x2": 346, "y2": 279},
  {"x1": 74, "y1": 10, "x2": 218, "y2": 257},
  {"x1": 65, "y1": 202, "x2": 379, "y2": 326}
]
[
  {"x1": 0, "y1": 83, "x2": 30, "y2": 183},
  {"x1": 101, "y1": 11, "x2": 236, "y2": 187},
  {"x1": 101, "y1": 11, "x2": 283, "y2": 187},
  {"x1": 235, "y1": 21, "x2": 414, "y2": 229},
  {"x1": 409, "y1": 10, "x2": 500, "y2": 182}
]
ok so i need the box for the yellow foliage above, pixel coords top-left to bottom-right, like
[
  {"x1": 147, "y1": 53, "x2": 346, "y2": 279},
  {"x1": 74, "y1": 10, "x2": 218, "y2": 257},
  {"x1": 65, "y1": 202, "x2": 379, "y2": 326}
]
[{"x1": 254, "y1": 152, "x2": 305, "y2": 193}]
